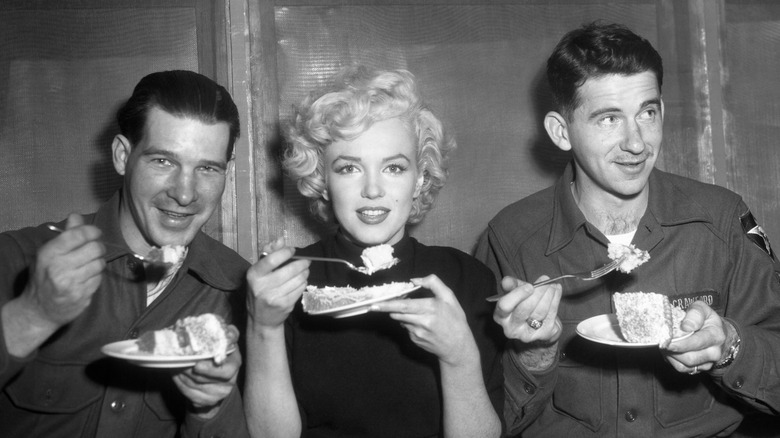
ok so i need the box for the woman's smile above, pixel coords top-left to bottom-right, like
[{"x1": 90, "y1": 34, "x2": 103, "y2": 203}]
[{"x1": 356, "y1": 207, "x2": 390, "y2": 224}]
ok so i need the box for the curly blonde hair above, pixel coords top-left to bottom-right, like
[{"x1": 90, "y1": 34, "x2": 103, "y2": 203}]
[{"x1": 283, "y1": 65, "x2": 455, "y2": 224}]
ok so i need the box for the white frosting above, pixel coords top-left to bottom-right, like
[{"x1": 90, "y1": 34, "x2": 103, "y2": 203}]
[
  {"x1": 359, "y1": 244, "x2": 399, "y2": 275},
  {"x1": 161, "y1": 245, "x2": 187, "y2": 265},
  {"x1": 180, "y1": 313, "x2": 229, "y2": 364},
  {"x1": 608, "y1": 242, "x2": 650, "y2": 273}
]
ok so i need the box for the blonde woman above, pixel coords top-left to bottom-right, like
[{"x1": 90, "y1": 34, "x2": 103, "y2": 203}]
[{"x1": 244, "y1": 66, "x2": 502, "y2": 438}]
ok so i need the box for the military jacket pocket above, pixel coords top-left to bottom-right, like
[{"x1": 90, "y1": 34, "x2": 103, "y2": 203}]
[
  {"x1": 5, "y1": 359, "x2": 101, "y2": 413},
  {"x1": 142, "y1": 372, "x2": 184, "y2": 421},
  {"x1": 551, "y1": 328, "x2": 605, "y2": 431},
  {"x1": 653, "y1": 363, "x2": 714, "y2": 426}
]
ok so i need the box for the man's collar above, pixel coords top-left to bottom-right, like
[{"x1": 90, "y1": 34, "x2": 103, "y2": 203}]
[
  {"x1": 547, "y1": 164, "x2": 713, "y2": 254},
  {"x1": 92, "y1": 191, "x2": 131, "y2": 262},
  {"x1": 548, "y1": 163, "x2": 589, "y2": 254},
  {"x1": 92, "y1": 191, "x2": 244, "y2": 290},
  {"x1": 645, "y1": 168, "x2": 712, "y2": 226}
]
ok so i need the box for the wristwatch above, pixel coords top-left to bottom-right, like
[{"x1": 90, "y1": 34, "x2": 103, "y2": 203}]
[{"x1": 712, "y1": 335, "x2": 741, "y2": 369}]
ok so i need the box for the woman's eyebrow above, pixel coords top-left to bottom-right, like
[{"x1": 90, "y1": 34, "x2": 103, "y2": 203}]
[
  {"x1": 382, "y1": 153, "x2": 411, "y2": 163},
  {"x1": 331, "y1": 154, "x2": 361, "y2": 163}
]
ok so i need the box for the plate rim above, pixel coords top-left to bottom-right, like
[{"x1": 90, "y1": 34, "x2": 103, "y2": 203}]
[
  {"x1": 576, "y1": 313, "x2": 692, "y2": 348},
  {"x1": 306, "y1": 284, "x2": 421, "y2": 317},
  {"x1": 101, "y1": 339, "x2": 235, "y2": 367}
]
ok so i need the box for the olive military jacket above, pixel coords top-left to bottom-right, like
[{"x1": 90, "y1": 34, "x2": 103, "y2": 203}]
[
  {"x1": 0, "y1": 193, "x2": 250, "y2": 438},
  {"x1": 476, "y1": 164, "x2": 780, "y2": 437}
]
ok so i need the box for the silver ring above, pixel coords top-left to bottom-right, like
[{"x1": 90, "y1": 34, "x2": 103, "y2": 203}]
[
  {"x1": 526, "y1": 318, "x2": 543, "y2": 330},
  {"x1": 689, "y1": 365, "x2": 699, "y2": 375}
]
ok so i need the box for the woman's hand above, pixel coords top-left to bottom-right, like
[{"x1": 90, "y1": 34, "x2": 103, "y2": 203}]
[
  {"x1": 370, "y1": 274, "x2": 478, "y2": 367},
  {"x1": 246, "y1": 237, "x2": 310, "y2": 330}
]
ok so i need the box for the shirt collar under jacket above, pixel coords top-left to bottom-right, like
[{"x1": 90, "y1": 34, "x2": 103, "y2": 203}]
[
  {"x1": 91, "y1": 190, "x2": 244, "y2": 291},
  {"x1": 547, "y1": 162, "x2": 714, "y2": 256}
]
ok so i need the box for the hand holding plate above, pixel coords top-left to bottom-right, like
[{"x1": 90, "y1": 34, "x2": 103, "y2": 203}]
[
  {"x1": 662, "y1": 301, "x2": 731, "y2": 375},
  {"x1": 373, "y1": 275, "x2": 479, "y2": 367},
  {"x1": 173, "y1": 328, "x2": 241, "y2": 419}
]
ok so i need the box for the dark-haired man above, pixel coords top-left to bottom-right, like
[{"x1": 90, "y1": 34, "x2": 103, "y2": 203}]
[
  {"x1": 0, "y1": 70, "x2": 249, "y2": 437},
  {"x1": 477, "y1": 22, "x2": 780, "y2": 436}
]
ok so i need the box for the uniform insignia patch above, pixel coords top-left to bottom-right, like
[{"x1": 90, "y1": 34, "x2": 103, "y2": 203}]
[{"x1": 740, "y1": 210, "x2": 774, "y2": 259}]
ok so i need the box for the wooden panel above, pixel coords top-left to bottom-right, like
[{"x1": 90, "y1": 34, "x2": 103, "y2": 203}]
[
  {"x1": 224, "y1": 0, "x2": 260, "y2": 261},
  {"x1": 273, "y1": 3, "x2": 660, "y2": 253},
  {"x1": 0, "y1": 6, "x2": 199, "y2": 231},
  {"x1": 655, "y1": 0, "x2": 720, "y2": 183},
  {"x1": 242, "y1": 0, "x2": 288, "y2": 261},
  {"x1": 722, "y1": 0, "x2": 780, "y2": 243}
]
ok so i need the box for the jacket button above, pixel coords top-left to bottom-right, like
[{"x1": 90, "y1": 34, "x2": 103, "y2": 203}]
[
  {"x1": 42, "y1": 389, "x2": 53, "y2": 406},
  {"x1": 734, "y1": 378, "x2": 744, "y2": 389},
  {"x1": 129, "y1": 329, "x2": 139, "y2": 339},
  {"x1": 624, "y1": 409, "x2": 637, "y2": 422},
  {"x1": 523, "y1": 383, "x2": 535, "y2": 395},
  {"x1": 110, "y1": 400, "x2": 126, "y2": 412},
  {"x1": 558, "y1": 351, "x2": 566, "y2": 361}
]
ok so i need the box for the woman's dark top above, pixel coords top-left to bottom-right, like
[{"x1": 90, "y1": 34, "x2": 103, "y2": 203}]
[{"x1": 287, "y1": 232, "x2": 504, "y2": 438}]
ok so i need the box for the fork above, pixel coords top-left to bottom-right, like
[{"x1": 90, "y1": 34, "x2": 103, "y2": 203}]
[
  {"x1": 260, "y1": 252, "x2": 368, "y2": 274},
  {"x1": 485, "y1": 258, "x2": 623, "y2": 302},
  {"x1": 47, "y1": 224, "x2": 170, "y2": 267}
]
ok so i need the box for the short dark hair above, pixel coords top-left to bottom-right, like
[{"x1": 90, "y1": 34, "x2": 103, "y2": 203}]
[
  {"x1": 547, "y1": 21, "x2": 663, "y2": 120},
  {"x1": 116, "y1": 70, "x2": 240, "y2": 159}
]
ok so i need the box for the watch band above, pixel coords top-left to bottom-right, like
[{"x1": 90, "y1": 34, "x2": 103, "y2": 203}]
[{"x1": 713, "y1": 336, "x2": 741, "y2": 369}]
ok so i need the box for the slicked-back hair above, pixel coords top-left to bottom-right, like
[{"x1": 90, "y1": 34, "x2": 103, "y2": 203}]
[
  {"x1": 283, "y1": 65, "x2": 455, "y2": 224},
  {"x1": 547, "y1": 21, "x2": 663, "y2": 120},
  {"x1": 116, "y1": 70, "x2": 240, "y2": 160}
]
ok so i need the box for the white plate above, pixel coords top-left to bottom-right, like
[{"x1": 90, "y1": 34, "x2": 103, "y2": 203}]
[
  {"x1": 308, "y1": 285, "x2": 421, "y2": 318},
  {"x1": 576, "y1": 313, "x2": 693, "y2": 348},
  {"x1": 101, "y1": 339, "x2": 235, "y2": 368}
]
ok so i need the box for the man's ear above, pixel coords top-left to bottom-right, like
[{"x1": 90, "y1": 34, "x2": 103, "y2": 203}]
[
  {"x1": 660, "y1": 97, "x2": 665, "y2": 120},
  {"x1": 543, "y1": 111, "x2": 572, "y2": 152},
  {"x1": 112, "y1": 135, "x2": 132, "y2": 176}
]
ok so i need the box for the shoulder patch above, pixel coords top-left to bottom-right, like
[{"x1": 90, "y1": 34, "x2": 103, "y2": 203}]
[{"x1": 740, "y1": 210, "x2": 774, "y2": 259}]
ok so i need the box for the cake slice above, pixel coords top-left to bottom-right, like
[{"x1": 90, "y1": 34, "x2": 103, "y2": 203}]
[
  {"x1": 160, "y1": 245, "x2": 187, "y2": 265},
  {"x1": 612, "y1": 292, "x2": 685, "y2": 347},
  {"x1": 302, "y1": 282, "x2": 414, "y2": 313},
  {"x1": 359, "y1": 244, "x2": 400, "y2": 275},
  {"x1": 608, "y1": 242, "x2": 650, "y2": 273},
  {"x1": 136, "y1": 313, "x2": 230, "y2": 363},
  {"x1": 147, "y1": 244, "x2": 187, "y2": 266}
]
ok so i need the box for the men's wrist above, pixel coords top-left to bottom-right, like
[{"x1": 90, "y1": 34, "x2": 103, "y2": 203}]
[
  {"x1": 510, "y1": 339, "x2": 559, "y2": 372},
  {"x1": 190, "y1": 400, "x2": 223, "y2": 420},
  {"x1": 2, "y1": 298, "x2": 59, "y2": 358},
  {"x1": 712, "y1": 324, "x2": 740, "y2": 370}
]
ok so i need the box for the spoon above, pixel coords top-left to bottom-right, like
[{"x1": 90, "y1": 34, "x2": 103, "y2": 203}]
[
  {"x1": 259, "y1": 252, "x2": 401, "y2": 275},
  {"x1": 46, "y1": 224, "x2": 170, "y2": 267}
]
